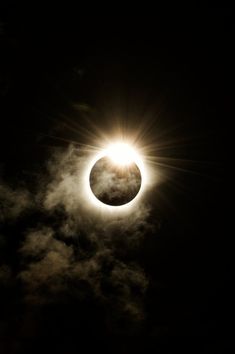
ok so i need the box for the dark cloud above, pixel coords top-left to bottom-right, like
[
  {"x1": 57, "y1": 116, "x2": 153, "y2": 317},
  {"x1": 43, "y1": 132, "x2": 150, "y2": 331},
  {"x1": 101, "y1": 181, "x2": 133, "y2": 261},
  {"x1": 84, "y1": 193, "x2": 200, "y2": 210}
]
[
  {"x1": 0, "y1": 183, "x2": 32, "y2": 221},
  {"x1": 0, "y1": 264, "x2": 11, "y2": 284},
  {"x1": 19, "y1": 227, "x2": 73, "y2": 299},
  {"x1": 0, "y1": 145, "x2": 155, "y2": 339}
]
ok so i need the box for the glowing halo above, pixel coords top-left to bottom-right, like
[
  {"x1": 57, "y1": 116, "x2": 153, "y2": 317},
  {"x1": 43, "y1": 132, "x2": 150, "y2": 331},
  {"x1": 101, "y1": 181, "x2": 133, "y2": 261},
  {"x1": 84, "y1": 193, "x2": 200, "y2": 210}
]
[{"x1": 82, "y1": 142, "x2": 149, "y2": 213}]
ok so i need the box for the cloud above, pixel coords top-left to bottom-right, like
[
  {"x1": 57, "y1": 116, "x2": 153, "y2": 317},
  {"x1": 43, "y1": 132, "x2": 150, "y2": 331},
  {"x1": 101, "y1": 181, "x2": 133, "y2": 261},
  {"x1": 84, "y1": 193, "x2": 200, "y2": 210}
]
[
  {"x1": 0, "y1": 264, "x2": 11, "y2": 284},
  {"x1": 19, "y1": 224, "x2": 149, "y2": 329},
  {"x1": 1, "y1": 145, "x2": 155, "y2": 333},
  {"x1": 71, "y1": 248, "x2": 148, "y2": 321},
  {"x1": 20, "y1": 227, "x2": 73, "y2": 300},
  {"x1": 0, "y1": 183, "x2": 32, "y2": 222}
]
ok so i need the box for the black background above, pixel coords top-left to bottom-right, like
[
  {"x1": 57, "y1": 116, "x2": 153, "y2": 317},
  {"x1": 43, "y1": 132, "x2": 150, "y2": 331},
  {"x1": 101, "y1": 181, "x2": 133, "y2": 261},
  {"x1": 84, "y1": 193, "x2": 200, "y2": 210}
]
[{"x1": 0, "y1": 3, "x2": 233, "y2": 353}]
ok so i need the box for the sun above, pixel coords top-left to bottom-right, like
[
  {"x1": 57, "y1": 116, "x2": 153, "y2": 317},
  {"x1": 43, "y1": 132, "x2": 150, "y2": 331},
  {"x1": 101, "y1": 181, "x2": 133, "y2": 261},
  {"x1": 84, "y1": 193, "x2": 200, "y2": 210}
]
[
  {"x1": 104, "y1": 142, "x2": 139, "y2": 166},
  {"x1": 83, "y1": 140, "x2": 149, "y2": 213}
]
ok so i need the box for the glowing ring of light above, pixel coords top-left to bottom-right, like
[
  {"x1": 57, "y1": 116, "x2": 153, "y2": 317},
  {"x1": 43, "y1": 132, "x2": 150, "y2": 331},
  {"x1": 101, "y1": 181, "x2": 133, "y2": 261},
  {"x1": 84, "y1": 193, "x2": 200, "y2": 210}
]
[{"x1": 83, "y1": 142, "x2": 148, "y2": 213}]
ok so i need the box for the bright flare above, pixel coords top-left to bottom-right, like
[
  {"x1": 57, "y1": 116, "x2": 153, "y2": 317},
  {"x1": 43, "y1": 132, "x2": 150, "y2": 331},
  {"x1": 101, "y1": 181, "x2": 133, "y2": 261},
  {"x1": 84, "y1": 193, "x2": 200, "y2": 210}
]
[{"x1": 105, "y1": 142, "x2": 138, "y2": 166}]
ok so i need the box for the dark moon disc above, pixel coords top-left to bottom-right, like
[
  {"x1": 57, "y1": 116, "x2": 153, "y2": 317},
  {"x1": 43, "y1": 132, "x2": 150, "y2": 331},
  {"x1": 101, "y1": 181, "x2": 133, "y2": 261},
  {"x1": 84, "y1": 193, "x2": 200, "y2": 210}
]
[{"x1": 89, "y1": 156, "x2": 142, "y2": 206}]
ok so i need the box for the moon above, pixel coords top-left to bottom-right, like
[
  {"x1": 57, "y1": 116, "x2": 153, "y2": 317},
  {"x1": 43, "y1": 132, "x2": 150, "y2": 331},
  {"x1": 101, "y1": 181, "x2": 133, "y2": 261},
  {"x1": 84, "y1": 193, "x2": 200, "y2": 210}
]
[{"x1": 89, "y1": 156, "x2": 142, "y2": 206}]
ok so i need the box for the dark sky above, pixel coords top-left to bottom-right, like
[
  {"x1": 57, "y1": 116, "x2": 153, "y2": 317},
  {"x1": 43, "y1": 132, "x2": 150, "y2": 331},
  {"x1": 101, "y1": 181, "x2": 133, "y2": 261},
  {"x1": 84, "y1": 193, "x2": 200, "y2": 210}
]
[{"x1": 0, "y1": 4, "x2": 233, "y2": 354}]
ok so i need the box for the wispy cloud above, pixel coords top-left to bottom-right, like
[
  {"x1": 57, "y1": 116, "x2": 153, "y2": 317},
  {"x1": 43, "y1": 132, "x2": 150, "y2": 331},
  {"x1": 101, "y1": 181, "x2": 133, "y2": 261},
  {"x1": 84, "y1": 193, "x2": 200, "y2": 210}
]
[
  {"x1": 0, "y1": 183, "x2": 32, "y2": 221},
  {"x1": 1, "y1": 145, "x2": 155, "y2": 333}
]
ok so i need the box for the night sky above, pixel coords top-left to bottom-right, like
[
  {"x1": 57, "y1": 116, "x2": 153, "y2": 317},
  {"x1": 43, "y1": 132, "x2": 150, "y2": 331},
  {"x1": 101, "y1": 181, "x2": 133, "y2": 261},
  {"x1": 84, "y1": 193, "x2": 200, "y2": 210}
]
[{"x1": 0, "y1": 4, "x2": 233, "y2": 354}]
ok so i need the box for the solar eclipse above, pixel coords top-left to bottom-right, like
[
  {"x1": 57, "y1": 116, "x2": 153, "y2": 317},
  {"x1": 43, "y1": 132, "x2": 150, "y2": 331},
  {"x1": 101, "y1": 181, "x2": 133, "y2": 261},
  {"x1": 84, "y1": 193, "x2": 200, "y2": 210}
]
[
  {"x1": 89, "y1": 157, "x2": 142, "y2": 206},
  {"x1": 85, "y1": 142, "x2": 148, "y2": 211}
]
